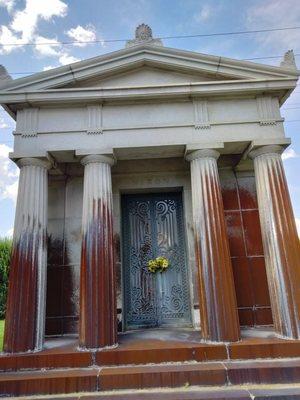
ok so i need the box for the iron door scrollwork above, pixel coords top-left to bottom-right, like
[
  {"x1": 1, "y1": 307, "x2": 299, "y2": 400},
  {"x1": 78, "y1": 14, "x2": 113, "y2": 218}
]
[{"x1": 122, "y1": 193, "x2": 191, "y2": 329}]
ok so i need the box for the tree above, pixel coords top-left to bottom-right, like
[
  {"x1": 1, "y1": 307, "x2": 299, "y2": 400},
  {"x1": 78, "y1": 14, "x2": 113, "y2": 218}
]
[{"x1": 0, "y1": 238, "x2": 12, "y2": 319}]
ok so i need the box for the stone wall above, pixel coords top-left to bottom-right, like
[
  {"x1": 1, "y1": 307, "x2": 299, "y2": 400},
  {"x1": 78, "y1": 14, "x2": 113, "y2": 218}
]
[{"x1": 220, "y1": 169, "x2": 272, "y2": 327}]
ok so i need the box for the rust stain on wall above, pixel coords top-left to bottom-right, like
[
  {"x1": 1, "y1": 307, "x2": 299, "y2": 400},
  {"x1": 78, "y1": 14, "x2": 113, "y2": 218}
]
[
  {"x1": 79, "y1": 200, "x2": 117, "y2": 348},
  {"x1": 4, "y1": 232, "x2": 45, "y2": 353}
]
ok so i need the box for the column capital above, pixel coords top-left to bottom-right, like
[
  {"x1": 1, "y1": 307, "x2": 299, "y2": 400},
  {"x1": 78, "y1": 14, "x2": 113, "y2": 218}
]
[
  {"x1": 249, "y1": 145, "x2": 284, "y2": 160},
  {"x1": 17, "y1": 157, "x2": 52, "y2": 170},
  {"x1": 186, "y1": 149, "x2": 220, "y2": 162},
  {"x1": 81, "y1": 154, "x2": 115, "y2": 166}
]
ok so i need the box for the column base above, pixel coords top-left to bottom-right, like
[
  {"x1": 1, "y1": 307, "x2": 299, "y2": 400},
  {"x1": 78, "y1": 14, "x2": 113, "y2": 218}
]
[{"x1": 77, "y1": 343, "x2": 119, "y2": 352}]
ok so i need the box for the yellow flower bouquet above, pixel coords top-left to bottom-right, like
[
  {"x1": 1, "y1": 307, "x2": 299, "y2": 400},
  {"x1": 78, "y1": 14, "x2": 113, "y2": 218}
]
[{"x1": 147, "y1": 256, "x2": 169, "y2": 273}]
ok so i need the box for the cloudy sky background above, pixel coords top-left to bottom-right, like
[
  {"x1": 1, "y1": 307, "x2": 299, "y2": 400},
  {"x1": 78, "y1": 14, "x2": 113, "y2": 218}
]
[{"x1": 0, "y1": 0, "x2": 300, "y2": 236}]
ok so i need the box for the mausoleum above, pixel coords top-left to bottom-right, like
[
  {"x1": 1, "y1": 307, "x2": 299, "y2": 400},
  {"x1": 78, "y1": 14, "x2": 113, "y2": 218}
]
[{"x1": 0, "y1": 25, "x2": 300, "y2": 397}]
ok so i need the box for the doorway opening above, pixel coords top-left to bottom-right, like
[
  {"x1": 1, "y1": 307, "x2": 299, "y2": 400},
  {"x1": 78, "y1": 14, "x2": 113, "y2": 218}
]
[{"x1": 121, "y1": 192, "x2": 192, "y2": 330}]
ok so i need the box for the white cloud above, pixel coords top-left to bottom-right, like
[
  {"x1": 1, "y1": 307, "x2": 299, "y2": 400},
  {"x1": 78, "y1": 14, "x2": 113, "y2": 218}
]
[
  {"x1": 0, "y1": 0, "x2": 15, "y2": 12},
  {"x1": 282, "y1": 148, "x2": 299, "y2": 161},
  {"x1": 11, "y1": 0, "x2": 68, "y2": 42},
  {"x1": 0, "y1": 1, "x2": 87, "y2": 66},
  {"x1": 0, "y1": 116, "x2": 9, "y2": 129},
  {"x1": 66, "y1": 24, "x2": 97, "y2": 47},
  {"x1": 246, "y1": 0, "x2": 300, "y2": 52},
  {"x1": 194, "y1": 5, "x2": 212, "y2": 22},
  {"x1": 0, "y1": 144, "x2": 19, "y2": 204},
  {"x1": 43, "y1": 65, "x2": 57, "y2": 71},
  {"x1": 0, "y1": 113, "x2": 15, "y2": 129},
  {"x1": 0, "y1": 0, "x2": 68, "y2": 55},
  {"x1": 34, "y1": 35, "x2": 61, "y2": 57},
  {"x1": 0, "y1": 25, "x2": 23, "y2": 54},
  {"x1": 58, "y1": 53, "x2": 80, "y2": 65},
  {"x1": 3, "y1": 179, "x2": 18, "y2": 202},
  {"x1": 34, "y1": 36, "x2": 81, "y2": 66}
]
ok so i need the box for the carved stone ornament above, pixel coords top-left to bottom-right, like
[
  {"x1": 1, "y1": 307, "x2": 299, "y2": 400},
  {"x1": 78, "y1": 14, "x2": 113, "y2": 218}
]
[
  {"x1": 135, "y1": 24, "x2": 153, "y2": 41},
  {"x1": 126, "y1": 24, "x2": 163, "y2": 48},
  {"x1": 280, "y1": 49, "x2": 297, "y2": 70}
]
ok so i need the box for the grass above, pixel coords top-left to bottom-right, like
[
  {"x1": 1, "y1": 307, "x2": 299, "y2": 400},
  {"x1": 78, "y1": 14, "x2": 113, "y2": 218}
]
[{"x1": 0, "y1": 320, "x2": 4, "y2": 351}]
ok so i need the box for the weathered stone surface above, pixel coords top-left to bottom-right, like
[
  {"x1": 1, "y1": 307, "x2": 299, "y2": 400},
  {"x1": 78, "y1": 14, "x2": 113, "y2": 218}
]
[
  {"x1": 250, "y1": 145, "x2": 300, "y2": 339},
  {"x1": 4, "y1": 158, "x2": 51, "y2": 353},
  {"x1": 187, "y1": 149, "x2": 240, "y2": 342},
  {"x1": 79, "y1": 155, "x2": 117, "y2": 349}
]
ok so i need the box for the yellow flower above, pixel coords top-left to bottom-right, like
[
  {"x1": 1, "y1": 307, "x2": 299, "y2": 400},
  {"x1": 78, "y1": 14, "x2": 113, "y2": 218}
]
[{"x1": 147, "y1": 257, "x2": 170, "y2": 273}]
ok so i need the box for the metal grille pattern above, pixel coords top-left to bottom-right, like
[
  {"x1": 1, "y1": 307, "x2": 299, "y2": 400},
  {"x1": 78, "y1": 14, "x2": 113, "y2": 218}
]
[{"x1": 122, "y1": 192, "x2": 192, "y2": 329}]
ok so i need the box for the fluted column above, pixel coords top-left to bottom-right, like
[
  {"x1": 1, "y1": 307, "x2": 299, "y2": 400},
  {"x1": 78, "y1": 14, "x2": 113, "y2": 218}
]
[
  {"x1": 186, "y1": 149, "x2": 240, "y2": 342},
  {"x1": 4, "y1": 158, "x2": 51, "y2": 353},
  {"x1": 79, "y1": 154, "x2": 117, "y2": 349},
  {"x1": 249, "y1": 145, "x2": 300, "y2": 339}
]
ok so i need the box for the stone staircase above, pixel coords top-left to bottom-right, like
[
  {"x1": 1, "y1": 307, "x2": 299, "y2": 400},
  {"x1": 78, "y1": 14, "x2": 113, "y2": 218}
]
[
  {"x1": 1, "y1": 358, "x2": 300, "y2": 397},
  {"x1": 1, "y1": 330, "x2": 300, "y2": 397},
  {"x1": 6, "y1": 385, "x2": 300, "y2": 399}
]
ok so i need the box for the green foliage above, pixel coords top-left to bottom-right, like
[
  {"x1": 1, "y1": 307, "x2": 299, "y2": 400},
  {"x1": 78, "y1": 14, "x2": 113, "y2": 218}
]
[{"x1": 0, "y1": 238, "x2": 12, "y2": 319}]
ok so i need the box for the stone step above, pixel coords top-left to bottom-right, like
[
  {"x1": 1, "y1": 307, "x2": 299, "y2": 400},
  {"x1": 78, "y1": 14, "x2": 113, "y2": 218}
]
[
  {"x1": 6, "y1": 385, "x2": 300, "y2": 400},
  {"x1": 1, "y1": 359, "x2": 300, "y2": 397},
  {"x1": 1, "y1": 338, "x2": 300, "y2": 372},
  {"x1": 0, "y1": 367, "x2": 99, "y2": 397}
]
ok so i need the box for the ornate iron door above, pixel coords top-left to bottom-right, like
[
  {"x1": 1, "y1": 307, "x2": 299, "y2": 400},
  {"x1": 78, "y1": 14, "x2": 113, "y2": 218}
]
[{"x1": 122, "y1": 192, "x2": 192, "y2": 330}]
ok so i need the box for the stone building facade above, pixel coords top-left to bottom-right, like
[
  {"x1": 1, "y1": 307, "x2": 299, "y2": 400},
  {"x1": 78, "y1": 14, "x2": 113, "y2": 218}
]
[{"x1": 0, "y1": 25, "x2": 300, "y2": 353}]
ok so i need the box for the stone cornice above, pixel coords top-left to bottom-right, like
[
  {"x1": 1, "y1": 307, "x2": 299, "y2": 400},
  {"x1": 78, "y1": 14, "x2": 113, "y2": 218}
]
[
  {"x1": 1, "y1": 44, "x2": 298, "y2": 93},
  {"x1": 0, "y1": 78, "x2": 297, "y2": 108}
]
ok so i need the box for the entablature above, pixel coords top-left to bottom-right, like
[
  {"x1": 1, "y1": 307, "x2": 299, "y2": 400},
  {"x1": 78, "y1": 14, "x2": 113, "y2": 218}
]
[
  {"x1": 12, "y1": 95, "x2": 284, "y2": 139},
  {"x1": 0, "y1": 77, "x2": 297, "y2": 115}
]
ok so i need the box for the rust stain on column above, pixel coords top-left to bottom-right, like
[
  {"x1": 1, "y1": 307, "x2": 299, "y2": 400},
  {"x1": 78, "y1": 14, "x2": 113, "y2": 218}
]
[
  {"x1": 4, "y1": 158, "x2": 50, "y2": 353},
  {"x1": 79, "y1": 155, "x2": 117, "y2": 349},
  {"x1": 250, "y1": 145, "x2": 300, "y2": 339},
  {"x1": 187, "y1": 149, "x2": 240, "y2": 342}
]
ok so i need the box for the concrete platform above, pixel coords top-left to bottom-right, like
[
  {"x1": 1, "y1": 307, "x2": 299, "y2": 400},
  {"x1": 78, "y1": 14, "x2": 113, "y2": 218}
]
[
  {"x1": 1, "y1": 327, "x2": 300, "y2": 372},
  {"x1": 1, "y1": 328, "x2": 300, "y2": 397}
]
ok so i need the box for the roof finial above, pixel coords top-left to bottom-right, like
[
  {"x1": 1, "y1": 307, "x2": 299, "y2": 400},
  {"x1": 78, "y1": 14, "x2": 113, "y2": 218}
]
[
  {"x1": 135, "y1": 24, "x2": 153, "y2": 41},
  {"x1": 280, "y1": 49, "x2": 297, "y2": 70},
  {"x1": 126, "y1": 24, "x2": 163, "y2": 48},
  {"x1": 0, "y1": 65, "x2": 12, "y2": 88}
]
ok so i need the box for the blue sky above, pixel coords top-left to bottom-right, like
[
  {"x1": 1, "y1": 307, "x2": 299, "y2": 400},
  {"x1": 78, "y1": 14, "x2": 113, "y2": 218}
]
[{"x1": 0, "y1": 0, "x2": 300, "y2": 236}]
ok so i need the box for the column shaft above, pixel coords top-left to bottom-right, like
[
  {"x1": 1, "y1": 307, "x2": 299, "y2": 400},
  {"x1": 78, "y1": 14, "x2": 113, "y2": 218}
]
[
  {"x1": 79, "y1": 155, "x2": 117, "y2": 349},
  {"x1": 4, "y1": 158, "x2": 50, "y2": 353},
  {"x1": 251, "y1": 146, "x2": 300, "y2": 338},
  {"x1": 187, "y1": 150, "x2": 240, "y2": 342}
]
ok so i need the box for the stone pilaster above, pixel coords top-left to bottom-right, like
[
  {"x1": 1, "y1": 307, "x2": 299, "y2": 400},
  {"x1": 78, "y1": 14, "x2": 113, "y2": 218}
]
[
  {"x1": 249, "y1": 145, "x2": 300, "y2": 339},
  {"x1": 79, "y1": 155, "x2": 117, "y2": 349},
  {"x1": 186, "y1": 149, "x2": 240, "y2": 342},
  {"x1": 4, "y1": 158, "x2": 51, "y2": 353}
]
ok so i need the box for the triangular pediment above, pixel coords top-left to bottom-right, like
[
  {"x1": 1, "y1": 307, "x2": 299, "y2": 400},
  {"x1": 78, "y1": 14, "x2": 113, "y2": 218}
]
[
  {"x1": 0, "y1": 44, "x2": 298, "y2": 93},
  {"x1": 62, "y1": 65, "x2": 237, "y2": 89}
]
